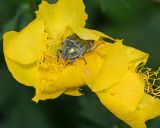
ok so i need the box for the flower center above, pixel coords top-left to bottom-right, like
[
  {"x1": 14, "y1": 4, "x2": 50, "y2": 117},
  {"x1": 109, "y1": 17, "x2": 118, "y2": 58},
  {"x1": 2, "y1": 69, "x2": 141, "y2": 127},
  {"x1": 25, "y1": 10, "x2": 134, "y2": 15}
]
[
  {"x1": 36, "y1": 31, "x2": 66, "y2": 73},
  {"x1": 136, "y1": 63, "x2": 160, "y2": 99}
]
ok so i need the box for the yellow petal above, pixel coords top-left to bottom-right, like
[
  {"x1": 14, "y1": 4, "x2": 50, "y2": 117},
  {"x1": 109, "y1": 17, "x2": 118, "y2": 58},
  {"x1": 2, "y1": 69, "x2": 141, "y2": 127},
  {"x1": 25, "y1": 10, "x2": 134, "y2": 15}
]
[
  {"x1": 72, "y1": 27, "x2": 114, "y2": 41},
  {"x1": 36, "y1": 60, "x2": 85, "y2": 97},
  {"x1": 36, "y1": 0, "x2": 87, "y2": 34},
  {"x1": 3, "y1": 19, "x2": 45, "y2": 64},
  {"x1": 32, "y1": 87, "x2": 64, "y2": 103},
  {"x1": 5, "y1": 56, "x2": 39, "y2": 86},
  {"x1": 137, "y1": 93, "x2": 160, "y2": 121},
  {"x1": 125, "y1": 45, "x2": 149, "y2": 71},
  {"x1": 32, "y1": 65, "x2": 85, "y2": 102},
  {"x1": 32, "y1": 64, "x2": 84, "y2": 102},
  {"x1": 65, "y1": 88, "x2": 83, "y2": 96},
  {"x1": 92, "y1": 40, "x2": 129, "y2": 92},
  {"x1": 97, "y1": 70, "x2": 146, "y2": 128},
  {"x1": 53, "y1": 64, "x2": 85, "y2": 91},
  {"x1": 82, "y1": 52, "x2": 104, "y2": 88}
]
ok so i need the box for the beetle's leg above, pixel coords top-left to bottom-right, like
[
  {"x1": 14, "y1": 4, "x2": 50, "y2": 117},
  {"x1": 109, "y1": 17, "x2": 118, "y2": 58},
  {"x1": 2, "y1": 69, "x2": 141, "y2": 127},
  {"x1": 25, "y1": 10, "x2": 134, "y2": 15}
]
[
  {"x1": 86, "y1": 42, "x2": 105, "y2": 52},
  {"x1": 66, "y1": 58, "x2": 76, "y2": 65},
  {"x1": 56, "y1": 49, "x2": 62, "y2": 62},
  {"x1": 82, "y1": 57, "x2": 87, "y2": 65},
  {"x1": 78, "y1": 55, "x2": 87, "y2": 65}
]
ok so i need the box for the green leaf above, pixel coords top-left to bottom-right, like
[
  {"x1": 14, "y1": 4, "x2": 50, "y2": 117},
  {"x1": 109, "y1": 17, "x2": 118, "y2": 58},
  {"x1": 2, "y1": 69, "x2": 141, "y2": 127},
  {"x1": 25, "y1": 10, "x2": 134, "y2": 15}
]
[{"x1": 99, "y1": 0, "x2": 151, "y2": 24}]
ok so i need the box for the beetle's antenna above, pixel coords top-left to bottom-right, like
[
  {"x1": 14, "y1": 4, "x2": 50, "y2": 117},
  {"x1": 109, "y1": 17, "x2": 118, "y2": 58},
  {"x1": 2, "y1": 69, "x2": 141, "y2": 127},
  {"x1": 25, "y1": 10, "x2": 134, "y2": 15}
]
[
  {"x1": 94, "y1": 42, "x2": 105, "y2": 50},
  {"x1": 87, "y1": 42, "x2": 105, "y2": 52}
]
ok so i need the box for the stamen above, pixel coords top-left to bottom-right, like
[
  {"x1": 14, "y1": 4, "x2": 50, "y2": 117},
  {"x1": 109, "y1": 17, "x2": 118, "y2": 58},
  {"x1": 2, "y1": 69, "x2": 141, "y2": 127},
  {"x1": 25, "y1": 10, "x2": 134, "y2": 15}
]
[
  {"x1": 137, "y1": 63, "x2": 160, "y2": 99},
  {"x1": 36, "y1": 30, "x2": 66, "y2": 73},
  {"x1": 37, "y1": 52, "x2": 65, "y2": 72}
]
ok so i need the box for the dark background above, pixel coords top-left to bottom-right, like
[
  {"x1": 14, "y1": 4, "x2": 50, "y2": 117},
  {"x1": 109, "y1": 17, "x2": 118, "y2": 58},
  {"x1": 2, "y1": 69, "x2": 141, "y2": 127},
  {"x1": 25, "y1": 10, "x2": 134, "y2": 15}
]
[{"x1": 0, "y1": 0, "x2": 160, "y2": 128}]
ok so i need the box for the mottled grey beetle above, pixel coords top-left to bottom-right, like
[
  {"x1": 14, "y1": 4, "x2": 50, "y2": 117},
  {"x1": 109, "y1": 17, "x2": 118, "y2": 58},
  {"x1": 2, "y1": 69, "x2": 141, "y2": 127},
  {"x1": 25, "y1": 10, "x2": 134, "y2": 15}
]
[{"x1": 57, "y1": 34, "x2": 102, "y2": 64}]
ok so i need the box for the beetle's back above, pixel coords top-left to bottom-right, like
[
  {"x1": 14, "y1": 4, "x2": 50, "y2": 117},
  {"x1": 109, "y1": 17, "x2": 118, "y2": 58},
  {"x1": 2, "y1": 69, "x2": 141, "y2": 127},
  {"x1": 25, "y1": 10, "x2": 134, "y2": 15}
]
[{"x1": 62, "y1": 34, "x2": 94, "y2": 60}]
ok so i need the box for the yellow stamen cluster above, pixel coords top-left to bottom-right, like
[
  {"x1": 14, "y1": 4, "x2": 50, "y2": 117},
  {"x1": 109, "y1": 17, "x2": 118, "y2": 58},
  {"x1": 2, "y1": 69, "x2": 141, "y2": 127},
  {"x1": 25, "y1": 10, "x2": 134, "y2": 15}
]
[
  {"x1": 37, "y1": 53, "x2": 64, "y2": 72},
  {"x1": 137, "y1": 63, "x2": 160, "y2": 99},
  {"x1": 37, "y1": 31, "x2": 66, "y2": 73}
]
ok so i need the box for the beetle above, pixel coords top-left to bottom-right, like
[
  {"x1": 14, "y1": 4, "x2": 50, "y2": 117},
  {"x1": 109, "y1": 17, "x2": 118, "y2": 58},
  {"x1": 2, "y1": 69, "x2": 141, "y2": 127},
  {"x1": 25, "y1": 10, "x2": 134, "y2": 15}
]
[{"x1": 57, "y1": 34, "x2": 102, "y2": 64}]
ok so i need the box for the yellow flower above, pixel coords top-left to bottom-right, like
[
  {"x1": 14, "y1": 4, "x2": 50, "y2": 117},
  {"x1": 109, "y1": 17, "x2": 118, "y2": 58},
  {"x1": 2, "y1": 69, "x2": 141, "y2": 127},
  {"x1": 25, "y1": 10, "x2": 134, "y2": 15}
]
[
  {"x1": 3, "y1": 0, "x2": 114, "y2": 102},
  {"x1": 3, "y1": 0, "x2": 159, "y2": 126},
  {"x1": 91, "y1": 41, "x2": 160, "y2": 128}
]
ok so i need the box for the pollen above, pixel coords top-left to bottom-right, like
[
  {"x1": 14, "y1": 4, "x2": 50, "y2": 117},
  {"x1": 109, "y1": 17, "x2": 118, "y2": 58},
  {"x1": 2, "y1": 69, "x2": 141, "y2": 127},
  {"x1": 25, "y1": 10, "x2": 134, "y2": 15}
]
[
  {"x1": 136, "y1": 63, "x2": 160, "y2": 99},
  {"x1": 37, "y1": 31, "x2": 66, "y2": 73}
]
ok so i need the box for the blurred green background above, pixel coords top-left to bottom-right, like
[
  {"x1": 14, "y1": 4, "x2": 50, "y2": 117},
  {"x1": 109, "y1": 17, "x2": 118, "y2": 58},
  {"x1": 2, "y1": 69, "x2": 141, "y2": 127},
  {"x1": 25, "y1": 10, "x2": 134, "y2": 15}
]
[{"x1": 0, "y1": 0, "x2": 160, "y2": 128}]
